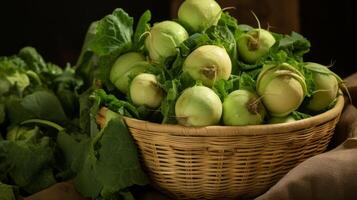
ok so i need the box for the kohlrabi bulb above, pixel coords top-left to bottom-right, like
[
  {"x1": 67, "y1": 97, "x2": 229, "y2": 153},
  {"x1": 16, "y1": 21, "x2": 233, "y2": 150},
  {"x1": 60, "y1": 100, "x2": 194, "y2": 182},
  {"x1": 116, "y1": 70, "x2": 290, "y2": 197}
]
[
  {"x1": 237, "y1": 28, "x2": 276, "y2": 64},
  {"x1": 223, "y1": 90, "x2": 266, "y2": 126},
  {"x1": 175, "y1": 85, "x2": 222, "y2": 126},
  {"x1": 178, "y1": 0, "x2": 221, "y2": 32},
  {"x1": 110, "y1": 52, "x2": 148, "y2": 94},
  {"x1": 145, "y1": 21, "x2": 188, "y2": 63},
  {"x1": 182, "y1": 45, "x2": 232, "y2": 87},
  {"x1": 130, "y1": 73, "x2": 164, "y2": 108},
  {"x1": 257, "y1": 63, "x2": 307, "y2": 117},
  {"x1": 304, "y1": 62, "x2": 339, "y2": 112}
]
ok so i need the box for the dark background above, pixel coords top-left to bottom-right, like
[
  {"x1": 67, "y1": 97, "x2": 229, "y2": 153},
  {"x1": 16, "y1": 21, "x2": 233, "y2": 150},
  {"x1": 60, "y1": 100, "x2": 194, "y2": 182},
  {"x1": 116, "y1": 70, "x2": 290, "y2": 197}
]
[{"x1": 0, "y1": 0, "x2": 355, "y2": 78}]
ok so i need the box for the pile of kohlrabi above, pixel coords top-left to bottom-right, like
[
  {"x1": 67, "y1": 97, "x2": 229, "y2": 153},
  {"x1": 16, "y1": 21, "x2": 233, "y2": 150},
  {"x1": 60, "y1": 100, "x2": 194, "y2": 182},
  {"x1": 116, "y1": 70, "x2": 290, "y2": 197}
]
[{"x1": 77, "y1": 0, "x2": 342, "y2": 127}]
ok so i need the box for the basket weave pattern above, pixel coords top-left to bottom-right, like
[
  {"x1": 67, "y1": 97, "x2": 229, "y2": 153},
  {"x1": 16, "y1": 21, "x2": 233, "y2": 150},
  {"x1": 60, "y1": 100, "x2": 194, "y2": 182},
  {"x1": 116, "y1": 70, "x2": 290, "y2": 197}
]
[{"x1": 124, "y1": 96, "x2": 344, "y2": 200}]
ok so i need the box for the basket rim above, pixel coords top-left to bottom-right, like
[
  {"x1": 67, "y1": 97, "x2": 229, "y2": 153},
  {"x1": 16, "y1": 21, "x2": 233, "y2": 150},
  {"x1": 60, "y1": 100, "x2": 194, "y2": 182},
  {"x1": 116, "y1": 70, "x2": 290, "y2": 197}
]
[{"x1": 124, "y1": 96, "x2": 344, "y2": 136}]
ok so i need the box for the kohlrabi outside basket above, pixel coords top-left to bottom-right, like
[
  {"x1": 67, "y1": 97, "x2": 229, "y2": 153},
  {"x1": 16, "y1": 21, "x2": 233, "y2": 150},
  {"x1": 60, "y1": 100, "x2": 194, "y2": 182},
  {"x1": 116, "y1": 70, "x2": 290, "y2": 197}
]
[{"x1": 123, "y1": 95, "x2": 344, "y2": 200}]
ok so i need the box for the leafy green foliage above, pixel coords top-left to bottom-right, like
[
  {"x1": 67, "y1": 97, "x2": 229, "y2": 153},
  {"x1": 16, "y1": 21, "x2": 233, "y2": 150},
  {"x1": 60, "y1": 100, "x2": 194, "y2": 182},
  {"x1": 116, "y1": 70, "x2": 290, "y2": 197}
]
[
  {"x1": 0, "y1": 183, "x2": 20, "y2": 200},
  {"x1": 90, "y1": 89, "x2": 139, "y2": 118},
  {"x1": 133, "y1": 10, "x2": 151, "y2": 50},
  {"x1": 0, "y1": 126, "x2": 56, "y2": 194},
  {"x1": 88, "y1": 9, "x2": 133, "y2": 56},
  {"x1": 73, "y1": 119, "x2": 148, "y2": 199},
  {"x1": 212, "y1": 75, "x2": 239, "y2": 100}
]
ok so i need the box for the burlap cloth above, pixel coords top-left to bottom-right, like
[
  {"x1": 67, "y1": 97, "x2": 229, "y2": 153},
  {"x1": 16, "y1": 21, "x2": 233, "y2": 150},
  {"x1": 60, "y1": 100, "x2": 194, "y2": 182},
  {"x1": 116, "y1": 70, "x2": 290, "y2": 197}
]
[{"x1": 26, "y1": 72, "x2": 357, "y2": 200}]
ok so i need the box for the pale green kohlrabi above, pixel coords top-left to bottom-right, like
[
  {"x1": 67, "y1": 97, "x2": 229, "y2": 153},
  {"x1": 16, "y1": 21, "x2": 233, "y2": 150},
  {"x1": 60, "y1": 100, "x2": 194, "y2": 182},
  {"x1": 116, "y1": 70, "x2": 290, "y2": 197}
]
[
  {"x1": 110, "y1": 52, "x2": 150, "y2": 94},
  {"x1": 182, "y1": 45, "x2": 232, "y2": 87},
  {"x1": 175, "y1": 85, "x2": 222, "y2": 126},
  {"x1": 223, "y1": 90, "x2": 266, "y2": 126},
  {"x1": 145, "y1": 21, "x2": 188, "y2": 63},
  {"x1": 129, "y1": 73, "x2": 164, "y2": 109},
  {"x1": 304, "y1": 62, "x2": 339, "y2": 112},
  {"x1": 237, "y1": 28, "x2": 276, "y2": 64},
  {"x1": 178, "y1": 0, "x2": 222, "y2": 33},
  {"x1": 257, "y1": 63, "x2": 307, "y2": 117}
]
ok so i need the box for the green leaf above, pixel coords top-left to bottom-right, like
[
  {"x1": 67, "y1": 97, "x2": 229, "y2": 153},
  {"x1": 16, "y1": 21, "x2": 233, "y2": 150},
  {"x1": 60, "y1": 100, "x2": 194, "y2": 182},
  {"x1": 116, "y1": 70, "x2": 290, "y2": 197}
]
[
  {"x1": 18, "y1": 47, "x2": 47, "y2": 74},
  {"x1": 119, "y1": 190, "x2": 136, "y2": 200},
  {"x1": 0, "y1": 103, "x2": 5, "y2": 124},
  {"x1": 239, "y1": 72, "x2": 256, "y2": 92},
  {"x1": 291, "y1": 111, "x2": 311, "y2": 120},
  {"x1": 91, "y1": 89, "x2": 139, "y2": 119},
  {"x1": 237, "y1": 24, "x2": 254, "y2": 33},
  {"x1": 20, "y1": 90, "x2": 68, "y2": 123},
  {"x1": 206, "y1": 24, "x2": 239, "y2": 74},
  {"x1": 160, "y1": 79, "x2": 180, "y2": 124},
  {"x1": 75, "y1": 22, "x2": 99, "y2": 88},
  {"x1": 212, "y1": 75, "x2": 239, "y2": 100},
  {"x1": 73, "y1": 139, "x2": 102, "y2": 198},
  {"x1": 53, "y1": 67, "x2": 83, "y2": 118},
  {"x1": 5, "y1": 96, "x2": 36, "y2": 126},
  {"x1": 301, "y1": 66, "x2": 316, "y2": 97},
  {"x1": 278, "y1": 32, "x2": 311, "y2": 59},
  {"x1": 95, "y1": 119, "x2": 148, "y2": 196},
  {"x1": 79, "y1": 87, "x2": 96, "y2": 135},
  {"x1": 89, "y1": 8, "x2": 133, "y2": 56},
  {"x1": 18, "y1": 47, "x2": 63, "y2": 86},
  {"x1": 179, "y1": 33, "x2": 211, "y2": 57},
  {"x1": 0, "y1": 126, "x2": 56, "y2": 194},
  {"x1": 133, "y1": 10, "x2": 151, "y2": 50},
  {"x1": 0, "y1": 182, "x2": 20, "y2": 200},
  {"x1": 74, "y1": 118, "x2": 149, "y2": 199},
  {"x1": 218, "y1": 12, "x2": 239, "y2": 33}
]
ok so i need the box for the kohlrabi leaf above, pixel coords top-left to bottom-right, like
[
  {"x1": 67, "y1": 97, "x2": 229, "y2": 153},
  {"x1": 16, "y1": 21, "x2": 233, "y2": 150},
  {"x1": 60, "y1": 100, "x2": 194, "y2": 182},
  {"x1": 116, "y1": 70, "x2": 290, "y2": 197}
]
[
  {"x1": 53, "y1": 67, "x2": 83, "y2": 118},
  {"x1": 0, "y1": 103, "x2": 5, "y2": 125},
  {"x1": 0, "y1": 127, "x2": 56, "y2": 193},
  {"x1": 133, "y1": 10, "x2": 151, "y2": 50},
  {"x1": 95, "y1": 119, "x2": 148, "y2": 195},
  {"x1": 206, "y1": 24, "x2": 239, "y2": 74},
  {"x1": 237, "y1": 24, "x2": 254, "y2": 33},
  {"x1": 18, "y1": 47, "x2": 63, "y2": 86},
  {"x1": 212, "y1": 75, "x2": 239, "y2": 100},
  {"x1": 239, "y1": 72, "x2": 257, "y2": 92},
  {"x1": 218, "y1": 12, "x2": 239, "y2": 34},
  {"x1": 90, "y1": 89, "x2": 139, "y2": 118},
  {"x1": 18, "y1": 47, "x2": 47, "y2": 74},
  {"x1": 20, "y1": 90, "x2": 68, "y2": 123},
  {"x1": 277, "y1": 32, "x2": 311, "y2": 59},
  {"x1": 74, "y1": 118, "x2": 148, "y2": 199},
  {"x1": 89, "y1": 8, "x2": 133, "y2": 56},
  {"x1": 301, "y1": 66, "x2": 316, "y2": 98},
  {"x1": 291, "y1": 111, "x2": 311, "y2": 120},
  {"x1": 160, "y1": 79, "x2": 180, "y2": 124},
  {"x1": 0, "y1": 182, "x2": 20, "y2": 200},
  {"x1": 75, "y1": 22, "x2": 99, "y2": 88},
  {"x1": 179, "y1": 33, "x2": 211, "y2": 57}
]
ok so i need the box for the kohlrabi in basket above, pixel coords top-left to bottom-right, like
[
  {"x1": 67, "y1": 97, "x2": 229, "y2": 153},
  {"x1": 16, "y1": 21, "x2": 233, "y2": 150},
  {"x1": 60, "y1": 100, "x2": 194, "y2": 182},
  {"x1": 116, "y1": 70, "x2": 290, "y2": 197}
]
[
  {"x1": 130, "y1": 73, "x2": 164, "y2": 108},
  {"x1": 236, "y1": 13, "x2": 276, "y2": 64},
  {"x1": 223, "y1": 90, "x2": 266, "y2": 126},
  {"x1": 74, "y1": 0, "x2": 343, "y2": 130},
  {"x1": 178, "y1": 0, "x2": 222, "y2": 33},
  {"x1": 109, "y1": 52, "x2": 147, "y2": 94},
  {"x1": 175, "y1": 85, "x2": 222, "y2": 126},
  {"x1": 182, "y1": 45, "x2": 232, "y2": 87},
  {"x1": 257, "y1": 63, "x2": 307, "y2": 117},
  {"x1": 303, "y1": 62, "x2": 340, "y2": 112},
  {"x1": 145, "y1": 21, "x2": 189, "y2": 64}
]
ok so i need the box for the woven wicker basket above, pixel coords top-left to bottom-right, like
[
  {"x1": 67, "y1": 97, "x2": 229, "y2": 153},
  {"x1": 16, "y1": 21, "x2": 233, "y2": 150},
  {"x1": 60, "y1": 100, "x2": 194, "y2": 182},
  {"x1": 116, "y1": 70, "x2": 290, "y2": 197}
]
[{"x1": 123, "y1": 96, "x2": 344, "y2": 200}]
